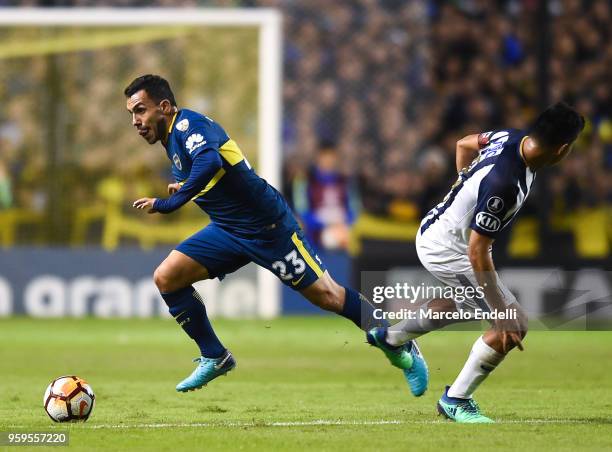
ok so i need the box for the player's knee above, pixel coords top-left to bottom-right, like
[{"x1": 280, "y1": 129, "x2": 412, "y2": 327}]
[{"x1": 153, "y1": 264, "x2": 176, "y2": 294}]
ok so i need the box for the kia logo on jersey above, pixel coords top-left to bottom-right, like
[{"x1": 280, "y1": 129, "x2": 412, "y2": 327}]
[{"x1": 475, "y1": 212, "x2": 501, "y2": 232}]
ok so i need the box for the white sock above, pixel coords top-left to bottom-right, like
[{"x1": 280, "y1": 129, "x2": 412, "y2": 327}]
[
  {"x1": 386, "y1": 309, "x2": 436, "y2": 346},
  {"x1": 447, "y1": 336, "x2": 505, "y2": 399}
]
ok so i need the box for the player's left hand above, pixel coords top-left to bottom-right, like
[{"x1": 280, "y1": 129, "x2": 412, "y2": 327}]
[
  {"x1": 132, "y1": 197, "x2": 158, "y2": 214},
  {"x1": 493, "y1": 318, "x2": 524, "y2": 353},
  {"x1": 168, "y1": 183, "x2": 181, "y2": 195}
]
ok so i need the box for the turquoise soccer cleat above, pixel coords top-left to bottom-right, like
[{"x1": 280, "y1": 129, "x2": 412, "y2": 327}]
[
  {"x1": 366, "y1": 327, "x2": 429, "y2": 396},
  {"x1": 437, "y1": 386, "x2": 494, "y2": 423},
  {"x1": 403, "y1": 340, "x2": 428, "y2": 397},
  {"x1": 176, "y1": 350, "x2": 236, "y2": 392}
]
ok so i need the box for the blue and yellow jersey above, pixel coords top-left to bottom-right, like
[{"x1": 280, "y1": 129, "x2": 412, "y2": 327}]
[{"x1": 164, "y1": 109, "x2": 295, "y2": 236}]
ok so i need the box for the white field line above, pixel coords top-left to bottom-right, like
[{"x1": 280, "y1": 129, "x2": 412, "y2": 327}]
[
  {"x1": 7, "y1": 418, "x2": 607, "y2": 430},
  {"x1": 73, "y1": 418, "x2": 608, "y2": 429}
]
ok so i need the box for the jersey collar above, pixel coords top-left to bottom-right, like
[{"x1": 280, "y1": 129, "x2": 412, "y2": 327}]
[
  {"x1": 519, "y1": 135, "x2": 528, "y2": 166},
  {"x1": 167, "y1": 111, "x2": 178, "y2": 135}
]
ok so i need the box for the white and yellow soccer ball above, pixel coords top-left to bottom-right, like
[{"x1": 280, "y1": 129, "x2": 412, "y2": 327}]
[{"x1": 43, "y1": 376, "x2": 95, "y2": 422}]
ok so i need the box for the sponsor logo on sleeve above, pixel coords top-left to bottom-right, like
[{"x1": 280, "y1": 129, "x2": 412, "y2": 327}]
[
  {"x1": 475, "y1": 212, "x2": 501, "y2": 232},
  {"x1": 478, "y1": 132, "x2": 492, "y2": 148},
  {"x1": 173, "y1": 154, "x2": 182, "y2": 170},
  {"x1": 185, "y1": 133, "x2": 207, "y2": 153},
  {"x1": 480, "y1": 131, "x2": 510, "y2": 158},
  {"x1": 176, "y1": 119, "x2": 189, "y2": 132},
  {"x1": 486, "y1": 196, "x2": 504, "y2": 213}
]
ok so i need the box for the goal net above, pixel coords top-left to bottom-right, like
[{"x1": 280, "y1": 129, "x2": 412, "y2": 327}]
[{"x1": 0, "y1": 9, "x2": 282, "y2": 318}]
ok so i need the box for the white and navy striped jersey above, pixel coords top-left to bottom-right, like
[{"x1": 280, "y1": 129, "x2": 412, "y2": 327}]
[{"x1": 419, "y1": 129, "x2": 536, "y2": 255}]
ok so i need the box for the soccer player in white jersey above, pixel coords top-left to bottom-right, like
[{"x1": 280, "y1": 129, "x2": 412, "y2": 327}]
[{"x1": 369, "y1": 102, "x2": 584, "y2": 422}]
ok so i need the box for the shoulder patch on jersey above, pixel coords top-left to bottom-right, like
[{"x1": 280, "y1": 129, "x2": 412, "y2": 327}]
[
  {"x1": 186, "y1": 133, "x2": 207, "y2": 153},
  {"x1": 475, "y1": 212, "x2": 501, "y2": 232},
  {"x1": 486, "y1": 196, "x2": 504, "y2": 213},
  {"x1": 176, "y1": 119, "x2": 189, "y2": 132},
  {"x1": 173, "y1": 153, "x2": 182, "y2": 170}
]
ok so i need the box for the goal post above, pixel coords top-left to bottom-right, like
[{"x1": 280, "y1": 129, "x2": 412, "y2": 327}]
[{"x1": 0, "y1": 8, "x2": 283, "y2": 318}]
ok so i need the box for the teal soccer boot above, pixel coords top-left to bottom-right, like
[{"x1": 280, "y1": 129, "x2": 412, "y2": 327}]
[
  {"x1": 437, "y1": 386, "x2": 494, "y2": 423},
  {"x1": 367, "y1": 327, "x2": 429, "y2": 396},
  {"x1": 176, "y1": 350, "x2": 236, "y2": 392}
]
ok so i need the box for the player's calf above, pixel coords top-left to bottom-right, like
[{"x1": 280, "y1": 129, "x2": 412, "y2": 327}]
[
  {"x1": 441, "y1": 313, "x2": 527, "y2": 420},
  {"x1": 299, "y1": 273, "x2": 345, "y2": 313},
  {"x1": 161, "y1": 286, "x2": 227, "y2": 360},
  {"x1": 154, "y1": 251, "x2": 229, "y2": 385},
  {"x1": 300, "y1": 272, "x2": 387, "y2": 331}
]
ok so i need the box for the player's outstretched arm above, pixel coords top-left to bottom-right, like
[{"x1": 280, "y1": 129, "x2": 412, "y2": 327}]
[
  {"x1": 133, "y1": 151, "x2": 222, "y2": 215},
  {"x1": 468, "y1": 230, "x2": 524, "y2": 353}
]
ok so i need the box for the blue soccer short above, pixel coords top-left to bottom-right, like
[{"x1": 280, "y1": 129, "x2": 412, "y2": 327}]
[{"x1": 175, "y1": 222, "x2": 326, "y2": 291}]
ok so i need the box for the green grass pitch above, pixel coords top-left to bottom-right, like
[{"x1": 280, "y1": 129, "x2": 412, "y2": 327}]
[{"x1": 1, "y1": 317, "x2": 611, "y2": 451}]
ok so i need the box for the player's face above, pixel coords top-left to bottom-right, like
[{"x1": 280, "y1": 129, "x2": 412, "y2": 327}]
[{"x1": 126, "y1": 90, "x2": 167, "y2": 145}]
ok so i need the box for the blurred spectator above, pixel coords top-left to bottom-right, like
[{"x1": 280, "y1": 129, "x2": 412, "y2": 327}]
[
  {"x1": 293, "y1": 142, "x2": 355, "y2": 250},
  {"x1": 278, "y1": 0, "x2": 610, "y2": 256}
]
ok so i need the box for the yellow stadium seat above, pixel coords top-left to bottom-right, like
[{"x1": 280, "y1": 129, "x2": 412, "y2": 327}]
[
  {"x1": 551, "y1": 207, "x2": 610, "y2": 258},
  {"x1": 349, "y1": 213, "x2": 419, "y2": 255},
  {"x1": 508, "y1": 217, "x2": 539, "y2": 258},
  {"x1": 0, "y1": 209, "x2": 44, "y2": 247}
]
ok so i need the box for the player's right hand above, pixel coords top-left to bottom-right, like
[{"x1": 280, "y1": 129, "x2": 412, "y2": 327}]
[
  {"x1": 132, "y1": 197, "x2": 158, "y2": 214},
  {"x1": 493, "y1": 318, "x2": 524, "y2": 353},
  {"x1": 168, "y1": 183, "x2": 181, "y2": 195}
]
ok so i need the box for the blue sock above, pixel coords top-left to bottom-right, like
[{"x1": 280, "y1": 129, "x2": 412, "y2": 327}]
[
  {"x1": 161, "y1": 286, "x2": 226, "y2": 359},
  {"x1": 341, "y1": 287, "x2": 389, "y2": 331}
]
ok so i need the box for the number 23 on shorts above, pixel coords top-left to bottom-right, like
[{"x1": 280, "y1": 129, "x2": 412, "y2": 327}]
[{"x1": 270, "y1": 232, "x2": 324, "y2": 287}]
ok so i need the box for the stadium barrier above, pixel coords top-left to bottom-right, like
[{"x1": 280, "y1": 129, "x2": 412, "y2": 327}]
[
  {"x1": 2, "y1": 249, "x2": 610, "y2": 325},
  {"x1": 0, "y1": 248, "x2": 258, "y2": 318}
]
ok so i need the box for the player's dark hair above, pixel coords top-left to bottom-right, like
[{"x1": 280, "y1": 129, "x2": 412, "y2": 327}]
[
  {"x1": 529, "y1": 102, "x2": 585, "y2": 149},
  {"x1": 124, "y1": 74, "x2": 177, "y2": 106}
]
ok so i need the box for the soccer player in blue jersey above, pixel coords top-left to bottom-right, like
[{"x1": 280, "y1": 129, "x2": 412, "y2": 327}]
[
  {"x1": 125, "y1": 74, "x2": 428, "y2": 394},
  {"x1": 369, "y1": 102, "x2": 584, "y2": 422}
]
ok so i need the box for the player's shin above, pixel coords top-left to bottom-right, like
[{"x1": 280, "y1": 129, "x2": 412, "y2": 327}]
[
  {"x1": 385, "y1": 314, "x2": 434, "y2": 346},
  {"x1": 161, "y1": 286, "x2": 227, "y2": 359},
  {"x1": 341, "y1": 287, "x2": 389, "y2": 330},
  {"x1": 447, "y1": 335, "x2": 505, "y2": 399},
  {"x1": 385, "y1": 299, "x2": 456, "y2": 346}
]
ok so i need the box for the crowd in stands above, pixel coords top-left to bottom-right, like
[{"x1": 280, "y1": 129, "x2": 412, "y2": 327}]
[
  {"x1": 0, "y1": 0, "x2": 609, "y2": 257},
  {"x1": 280, "y1": 0, "x2": 611, "y2": 252}
]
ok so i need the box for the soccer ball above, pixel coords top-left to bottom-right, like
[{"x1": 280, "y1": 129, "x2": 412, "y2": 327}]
[{"x1": 43, "y1": 376, "x2": 95, "y2": 422}]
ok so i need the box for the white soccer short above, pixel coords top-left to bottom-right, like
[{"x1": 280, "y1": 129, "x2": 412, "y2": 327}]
[{"x1": 415, "y1": 230, "x2": 517, "y2": 312}]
